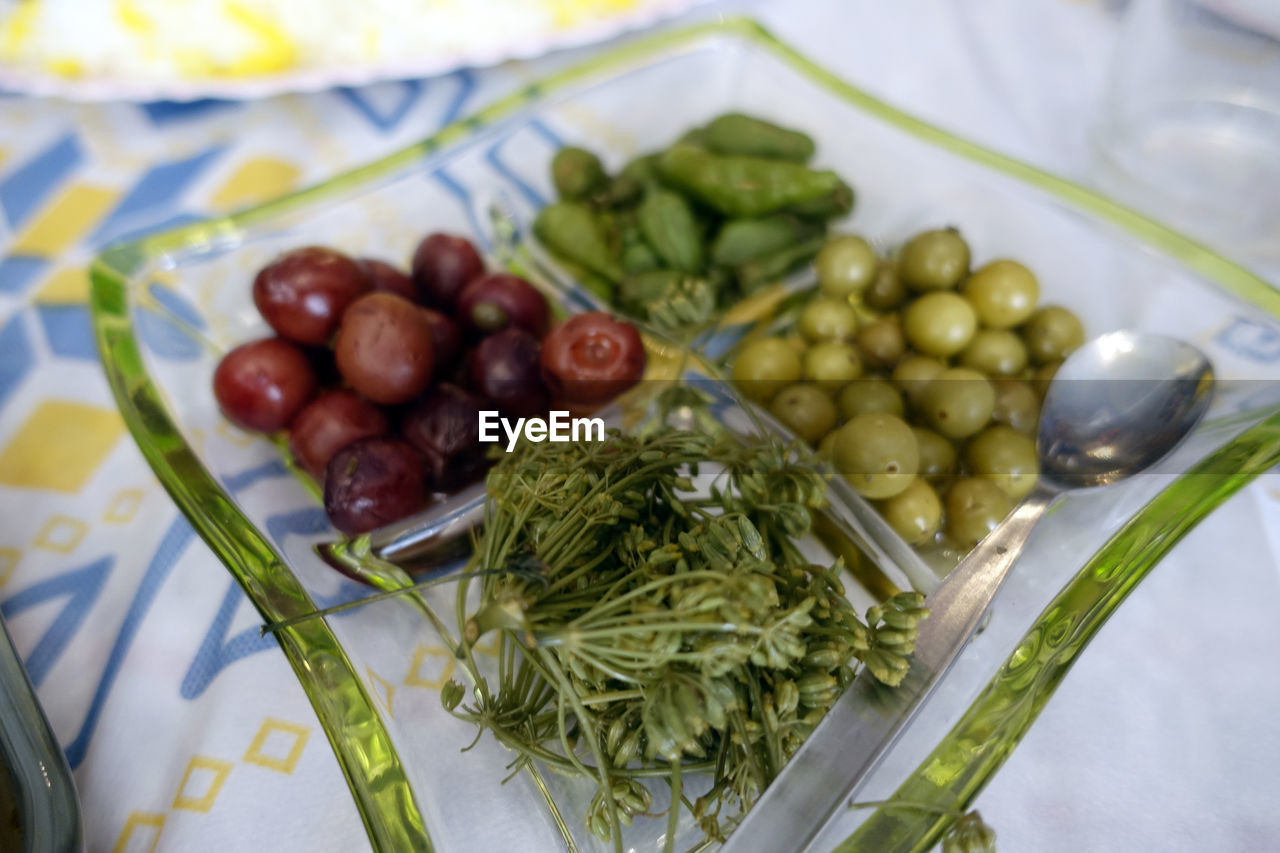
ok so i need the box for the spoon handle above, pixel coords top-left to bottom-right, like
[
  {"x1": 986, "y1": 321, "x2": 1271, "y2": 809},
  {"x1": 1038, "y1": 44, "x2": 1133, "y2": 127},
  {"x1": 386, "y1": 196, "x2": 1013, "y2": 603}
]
[
  {"x1": 723, "y1": 484, "x2": 1058, "y2": 853},
  {"x1": 914, "y1": 484, "x2": 1057, "y2": 670}
]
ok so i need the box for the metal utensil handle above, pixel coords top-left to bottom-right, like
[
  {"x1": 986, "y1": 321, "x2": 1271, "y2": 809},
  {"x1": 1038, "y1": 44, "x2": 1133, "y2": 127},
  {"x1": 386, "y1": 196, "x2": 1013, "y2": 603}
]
[
  {"x1": 914, "y1": 485, "x2": 1056, "y2": 669},
  {"x1": 721, "y1": 485, "x2": 1058, "y2": 853},
  {"x1": 369, "y1": 482, "x2": 487, "y2": 563}
]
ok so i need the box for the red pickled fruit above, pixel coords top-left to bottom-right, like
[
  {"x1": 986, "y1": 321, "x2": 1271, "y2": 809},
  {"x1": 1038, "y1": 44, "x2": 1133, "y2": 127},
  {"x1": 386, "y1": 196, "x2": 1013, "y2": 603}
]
[
  {"x1": 323, "y1": 436, "x2": 427, "y2": 535},
  {"x1": 469, "y1": 328, "x2": 548, "y2": 417},
  {"x1": 420, "y1": 308, "x2": 461, "y2": 370},
  {"x1": 213, "y1": 338, "x2": 317, "y2": 433},
  {"x1": 253, "y1": 246, "x2": 370, "y2": 345},
  {"x1": 540, "y1": 312, "x2": 645, "y2": 404},
  {"x1": 288, "y1": 389, "x2": 390, "y2": 479},
  {"x1": 357, "y1": 258, "x2": 417, "y2": 302},
  {"x1": 456, "y1": 273, "x2": 551, "y2": 338},
  {"x1": 334, "y1": 292, "x2": 436, "y2": 404},
  {"x1": 411, "y1": 233, "x2": 484, "y2": 309},
  {"x1": 401, "y1": 384, "x2": 489, "y2": 492}
]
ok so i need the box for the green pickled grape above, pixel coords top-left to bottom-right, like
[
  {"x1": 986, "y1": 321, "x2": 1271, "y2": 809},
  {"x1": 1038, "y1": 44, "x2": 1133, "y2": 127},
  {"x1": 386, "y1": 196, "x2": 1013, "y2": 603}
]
[
  {"x1": 1022, "y1": 306, "x2": 1085, "y2": 364},
  {"x1": 899, "y1": 228, "x2": 970, "y2": 291},
  {"x1": 903, "y1": 292, "x2": 977, "y2": 358},
  {"x1": 855, "y1": 319, "x2": 906, "y2": 369},
  {"x1": 803, "y1": 341, "x2": 863, "y2": 393},
  {"x1": 945, "y1": 477, "x2": 1013, "y2": 549},
  {"x1": 961, "y1": 259, "x2": 1039, "y2": 328},
  {"x1": 833, "y1": 412, "x2": 919, "y2": 499},
  {"x1": 732, "y1": 337, "x2": 803, "y2": 405},
  {"x1": 911, "y1": 426, "x2": 957, "y2": 484},
  {"x1": 892, "y1": 354, "x2": 947, "y2": 410},
  {"x1": 817, "y1": 235, "x2": 877, "y2": 299},
  {"x1": 992, "y1": 378, "x2": 1041, "y2": 435},
  {"x1": 864, "y1": 259, "x2": 906, "y2": 311},
  {"x1": 877, "y1": 478, "x2": 942, "y2": 545},
  {"x1": 798, "y1": 297, "x2": 860, "y2": 343},
  {"x1": 769, "y1": 383, "x2": 838, "y2": 444},
  {"x1": 965, "y1": 425, "x2": 1040, "y2": 499},
  {"x1": 960, "y1": 328, "x2": 1028, "y2": 377},
  {"x1": 837, "y1": 378, "x2": 905, "y2": 419},
  {"x1": 920, "y1": 367, "x2": 996, "y2": 440},
  {"x1": 817, "y1": 428, "x2": 840, "y2": 461},
  {"x1": 1032, "y1": 359, "x2": 1063, "y2": 398},
  {"x1": 783, "y1": 332, "x2": 810, "y2": 356}
]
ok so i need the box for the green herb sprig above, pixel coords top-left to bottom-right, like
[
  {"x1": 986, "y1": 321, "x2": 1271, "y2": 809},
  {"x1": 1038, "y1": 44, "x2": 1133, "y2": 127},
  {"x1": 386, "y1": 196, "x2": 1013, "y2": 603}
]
[{"x1": 442, "y1": 424, "x2": 927, "y2": 851}]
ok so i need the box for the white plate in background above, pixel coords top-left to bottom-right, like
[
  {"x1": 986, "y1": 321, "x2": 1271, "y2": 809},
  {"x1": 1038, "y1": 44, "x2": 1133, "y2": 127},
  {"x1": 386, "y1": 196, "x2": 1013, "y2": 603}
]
[{"x1": 0, "y1": 0, "x2": 706, "y2": 102}]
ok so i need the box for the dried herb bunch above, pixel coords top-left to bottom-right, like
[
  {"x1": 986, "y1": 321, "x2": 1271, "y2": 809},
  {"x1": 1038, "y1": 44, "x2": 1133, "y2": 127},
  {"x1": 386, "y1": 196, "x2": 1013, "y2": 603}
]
[{"x1": 442, "y1": 423, "x2": 926, "y2": 850}]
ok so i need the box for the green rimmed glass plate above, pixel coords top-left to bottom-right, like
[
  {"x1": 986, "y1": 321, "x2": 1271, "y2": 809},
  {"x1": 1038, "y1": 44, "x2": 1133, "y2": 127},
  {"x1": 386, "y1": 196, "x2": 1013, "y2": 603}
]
[{"x1": 89, "y1": 17, "x2": 1280, "y2": 853}]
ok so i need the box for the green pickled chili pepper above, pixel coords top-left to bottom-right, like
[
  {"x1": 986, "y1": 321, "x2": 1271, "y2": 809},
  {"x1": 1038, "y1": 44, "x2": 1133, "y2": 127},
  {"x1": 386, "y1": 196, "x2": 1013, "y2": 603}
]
[
  {"x1": 551, "y1": 146, "x2": 606, "y2": 199},
  {"x1": 621, "y1": 153, "x2": 662, "y2": 186},
  {"x1": 619, "y1": 268, "x2": 682, "y2": 310},
  {"x1": 596, "y1": 208, "x2": 626, "y2": 254},
  {"x1": 703, "y1": 113, "x2": 816, "y2": 163},
  {"x1": 709, "y1": 215, "x2": 823, "y2": 267},
  {"x1": 736, "y1": 235, "x2": 825, "y2": 292},
  {"x1": 638, "y1": 187, "x2": 704, "y2": 274},
  {"x1": 594, "y1": 173, "x2": 643, "y2": 208},
  {"x1": 533, "y1": 200, "x2": 623, "y2": 283},
  {"x1": 788, "y1": 177, "x2": 855, "y2": 220},
  {"x1": 657, "y1": 144, "x2": 842, "y2": 218},
  {"x1": 678, "y1": 126, "x2": 710, "y2": 148},
  {"x1": 621, "y1": 229, "x2": 662, "y2": 274},
  {"x1": 545, "y1": 252, "x2": 615, "y2": 303},
  {"x1": 707, "y1": 266, "x2": 735, "y2": 305}
]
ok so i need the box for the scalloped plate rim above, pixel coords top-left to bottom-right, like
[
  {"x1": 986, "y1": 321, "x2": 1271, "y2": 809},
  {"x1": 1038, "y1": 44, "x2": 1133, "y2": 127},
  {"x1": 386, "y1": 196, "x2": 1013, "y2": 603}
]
[{"x1": 0, "y1": 0, "x2": 706, "y2": 102}]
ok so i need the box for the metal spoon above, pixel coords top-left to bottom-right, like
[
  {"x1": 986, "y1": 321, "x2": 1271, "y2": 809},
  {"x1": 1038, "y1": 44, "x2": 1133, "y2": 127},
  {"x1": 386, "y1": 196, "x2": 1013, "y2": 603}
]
[{"x1": 722, "y1": 330, "x2": 1214, "y2": 853}]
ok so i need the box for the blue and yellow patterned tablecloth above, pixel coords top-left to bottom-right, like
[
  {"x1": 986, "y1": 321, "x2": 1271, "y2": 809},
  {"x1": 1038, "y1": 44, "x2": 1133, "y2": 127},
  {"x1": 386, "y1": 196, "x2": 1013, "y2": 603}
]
[{"x1": 0, "y1": 69, "x2": 519, "y2": 852}]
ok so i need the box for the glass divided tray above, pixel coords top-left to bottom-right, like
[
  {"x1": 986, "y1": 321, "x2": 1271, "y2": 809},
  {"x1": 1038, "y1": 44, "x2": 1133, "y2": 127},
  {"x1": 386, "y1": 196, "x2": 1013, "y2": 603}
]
[{"x1": 90, "y1": 17, "x2": 1280, "y2": 853}]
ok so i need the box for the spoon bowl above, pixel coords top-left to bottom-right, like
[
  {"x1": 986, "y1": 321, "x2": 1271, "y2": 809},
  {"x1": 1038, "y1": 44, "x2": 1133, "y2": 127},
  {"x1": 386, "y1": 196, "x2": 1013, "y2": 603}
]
[{"x1": 1038, "y1": 330, "x2": 1214, "y2": 488}]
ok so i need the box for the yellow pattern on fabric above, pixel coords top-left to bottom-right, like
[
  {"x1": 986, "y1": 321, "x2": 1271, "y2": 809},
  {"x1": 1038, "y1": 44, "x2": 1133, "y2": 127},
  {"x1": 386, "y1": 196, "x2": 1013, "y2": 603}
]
[
  {"x1": 33, "y1": 515, "x2": 88, "y2": 554},
  {"x1": 243, "y1": 718, "x2": 310, "y2": 774},
  {"x1": 103, "y1": 487, "x2": 145, "y2": 523},
  {"x1": 171, "y1": 756, "x2": 233, "y2": 812},
  {"x1": 404, "y1": 644, "x2": 455, "y2": 689},
  {"x1": 12, "y1": 185, "x2": 117, "y2": 256},
  {"x1": 211, "y1": 157, "x2": 300, "y2": 210},
  {"x1": 110, "y1": 810, "x2": 165, "y2": 853},
  {"x1": 36, "y1": 267, "x2": 90, "y2": 304},
  {"x1": 367, "y1": 666, "x2": 395, "y2": 718},
  {"x1": 215, "y1": 420, "x2": 254, "y2": 447},
  {"x1": 0, "y1": 401, "x2": 124, "y2": 493},
  {"x1": 0, "y1": 548, "x2": 19, "y2": 586},
  {"x1": 472, "y1": 633, "x2": 501, "y2": 658}
]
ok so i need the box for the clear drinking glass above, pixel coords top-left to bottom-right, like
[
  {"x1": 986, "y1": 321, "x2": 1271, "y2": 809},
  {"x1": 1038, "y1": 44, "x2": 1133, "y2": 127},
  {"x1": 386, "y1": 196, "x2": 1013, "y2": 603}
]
[{"x1": 1093, "y1": 0, "x2": 1280, "y2": 268}]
